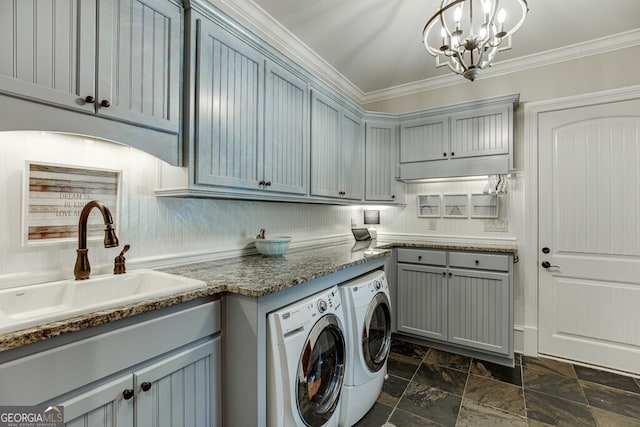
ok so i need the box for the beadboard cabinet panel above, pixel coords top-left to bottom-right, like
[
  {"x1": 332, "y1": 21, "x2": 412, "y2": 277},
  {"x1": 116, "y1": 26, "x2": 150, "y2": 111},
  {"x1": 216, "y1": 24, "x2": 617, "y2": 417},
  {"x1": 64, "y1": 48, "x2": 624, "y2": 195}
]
[
  {"x1": 0, "y1": 0, "x2": 95, "y2": 113},
  {"x1": 97, "y1": 0, "x2": 181, "y2": 133},
  {"x1": 365, "y1": 120, "x2": 399, "y2": 202},
  {"x1": 400, "y1": 115, "x2": 449, "y2": 163},
  {"x1": 310, "y1": 90, "x2": 364, "y2": 201},
  {"x1": 263, "y1": 61, "x2": 309, "y2": 195},
  {"x1": 195, "y1": 18, "x2": 264, "y2": 189},
  {"x1": 396, "y1": 264, "x2": 448, "y2": 341},
  {"x1": 60, "y1": 375, "x2": 134, "y2": 427},
  {"x1": 340, "y1": 110, "x2": 364, "y2": 200},
  {"x1": 449, "y1": 104, "x2": 511, "y2": 159},
  {"x1": 310, "y1": 91, "x2": 342, "y2": 198},
  {"x1": 448, "y1": 269, "x2": 510, "y2": 355}
]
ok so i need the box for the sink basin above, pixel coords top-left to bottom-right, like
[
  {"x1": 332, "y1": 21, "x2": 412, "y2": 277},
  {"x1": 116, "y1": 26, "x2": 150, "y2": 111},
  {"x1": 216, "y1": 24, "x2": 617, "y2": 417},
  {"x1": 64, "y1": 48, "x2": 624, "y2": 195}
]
[{"x1": 0, "y1": 270, "x2": 205, "y2": 335}]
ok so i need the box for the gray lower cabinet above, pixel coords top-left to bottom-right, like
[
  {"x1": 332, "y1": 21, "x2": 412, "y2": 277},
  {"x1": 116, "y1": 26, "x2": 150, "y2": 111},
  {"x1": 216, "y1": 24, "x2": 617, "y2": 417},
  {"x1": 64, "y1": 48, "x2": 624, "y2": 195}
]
[
  {"x1": 310, "y1": 90, "x2": 364, "y2": 200},
  {"x1": 60, "y1": 339, "x2": 219, "y2": 427},
  {"x1": 0, "y1": 299, "x2": 221, "y2": 426},
  {"x1": 0, "y1": 0, "x2": 182, "y2": 163},
  {"x1": 396, "y1": 263, "x2": 447, "y2": 340},
  {"x1": 396, "y1": 249, "x2": 513, "y2": 361}
]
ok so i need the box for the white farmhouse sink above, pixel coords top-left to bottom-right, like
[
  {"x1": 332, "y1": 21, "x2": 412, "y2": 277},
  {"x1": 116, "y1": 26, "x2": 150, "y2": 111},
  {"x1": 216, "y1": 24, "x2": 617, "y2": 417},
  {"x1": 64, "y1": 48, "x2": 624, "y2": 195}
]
[{"x1": 0, "y1": 270, "x2": 205, "y2": 335}]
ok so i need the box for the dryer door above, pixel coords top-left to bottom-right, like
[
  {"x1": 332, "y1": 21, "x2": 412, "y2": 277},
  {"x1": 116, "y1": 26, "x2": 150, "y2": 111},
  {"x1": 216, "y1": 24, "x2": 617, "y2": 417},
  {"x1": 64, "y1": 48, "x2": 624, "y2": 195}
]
[
  {"x1": 296, "y1": 314, "x2": 346, "y2": 426},
  {"x1": 362, "y1": 292, "x2": 392, "y2": 373}
]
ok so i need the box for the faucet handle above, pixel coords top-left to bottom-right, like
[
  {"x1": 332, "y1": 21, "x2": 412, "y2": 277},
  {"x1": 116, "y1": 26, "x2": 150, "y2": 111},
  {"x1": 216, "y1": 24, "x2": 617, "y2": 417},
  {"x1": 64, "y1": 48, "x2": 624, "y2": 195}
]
[{"x1": 114, "y1": 244, "x2": 130, "y2": 275}]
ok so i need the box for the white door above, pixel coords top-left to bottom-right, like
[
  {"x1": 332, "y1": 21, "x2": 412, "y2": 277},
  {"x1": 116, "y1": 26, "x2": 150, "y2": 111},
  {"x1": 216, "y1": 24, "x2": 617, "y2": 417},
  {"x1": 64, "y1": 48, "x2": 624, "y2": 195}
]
[{"x1": 538, "y1": 97, "x2": 640, "y2": 374}]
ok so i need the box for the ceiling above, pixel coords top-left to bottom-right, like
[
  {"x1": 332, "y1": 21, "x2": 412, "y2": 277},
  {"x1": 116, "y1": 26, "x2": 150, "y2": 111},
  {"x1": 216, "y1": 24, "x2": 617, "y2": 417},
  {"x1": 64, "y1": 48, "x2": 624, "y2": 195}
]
[{"x1": 245, "y1": 0, "x2": 640, "y2": 98}]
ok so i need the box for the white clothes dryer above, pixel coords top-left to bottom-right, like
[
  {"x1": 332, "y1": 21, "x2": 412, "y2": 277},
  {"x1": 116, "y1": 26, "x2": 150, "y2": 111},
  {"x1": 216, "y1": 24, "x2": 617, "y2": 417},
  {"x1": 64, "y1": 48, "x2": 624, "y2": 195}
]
[
  {"x1": 267, "y1": 286, "x2": 347, "y2": 427},
  {"x1": 339, "y1": 270, "x2": 392, "y2": 427}
]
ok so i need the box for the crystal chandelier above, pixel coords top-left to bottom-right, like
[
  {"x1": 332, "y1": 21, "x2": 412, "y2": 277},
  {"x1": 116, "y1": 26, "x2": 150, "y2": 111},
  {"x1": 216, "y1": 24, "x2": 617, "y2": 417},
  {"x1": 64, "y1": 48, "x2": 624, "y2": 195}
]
[{"x1": 422, "y1": 0, "x2": 529, "y2": 81}]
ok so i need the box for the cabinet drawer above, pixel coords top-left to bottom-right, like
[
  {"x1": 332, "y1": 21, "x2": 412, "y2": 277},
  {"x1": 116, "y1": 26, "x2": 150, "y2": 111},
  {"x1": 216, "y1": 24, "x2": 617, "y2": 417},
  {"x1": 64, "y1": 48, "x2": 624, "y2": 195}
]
[
  {"x1": 397, "y1": 248, "x2": 446, "y2": 266},
  {"x1": 449, "y1": 252, "x2": 510, "y2": 271}
]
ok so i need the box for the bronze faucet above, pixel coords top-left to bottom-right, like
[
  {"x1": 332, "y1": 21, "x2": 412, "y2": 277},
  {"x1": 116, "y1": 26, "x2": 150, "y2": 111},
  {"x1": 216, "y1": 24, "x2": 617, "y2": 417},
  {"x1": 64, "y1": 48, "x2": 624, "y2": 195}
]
[{"x1": 74, "y1": 200, "x2": 119, "y2": 280}]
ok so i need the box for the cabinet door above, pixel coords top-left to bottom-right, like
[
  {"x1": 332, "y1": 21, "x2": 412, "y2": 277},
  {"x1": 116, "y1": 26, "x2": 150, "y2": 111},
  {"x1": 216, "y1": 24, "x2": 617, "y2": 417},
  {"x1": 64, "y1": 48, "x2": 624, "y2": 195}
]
[
  {"x1": 57, "y1": 375, "x2": 134, "y2": 427},
  {"x1": 340, "y1": 110, "x2": 364, "y2": 200},
  {"x1": 195, "y1": 19, "x2": 264, "y2": 189},
  {"x1": 449, "y1": 104, "x2": 511, "y2": 159},
  {"x1": 0, "y1": 0, "x2": 95, "y2": 113},
  {"x1": 400, "y1": 115, "x2": 449, "y2": 163},
  {"x1": 448, "y1": 268, "x2": 510, "y2": 355},
  {"x1": 310, "y1": 91, "x2": 341, "y2": 198},
  {"x1": 397, "y1": 264, "x2": 447, "y2": 340},
  {"x1": 365, "y1": 120, "x2": 397, "y2": 201},
  {"x1": 135, "y1": 338, "x2": 221, "y2": 427},
  {"x1": 97, "y1": 0, "x2": 181, "y2": 133},
  {"x1": 263, "y1": 61, "x2": 309, "y2": 195}
]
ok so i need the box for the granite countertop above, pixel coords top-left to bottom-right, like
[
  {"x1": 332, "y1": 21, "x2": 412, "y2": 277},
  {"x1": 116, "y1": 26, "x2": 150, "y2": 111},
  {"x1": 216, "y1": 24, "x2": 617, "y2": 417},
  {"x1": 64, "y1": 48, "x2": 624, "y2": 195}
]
[
  {"x1": 377, "y1": 240, "x2": 518, "y2": 254},
  {"x1": 0, "y1": 243, "x2": 390, "y2": 352},
  {"x1": 0, "y1": 239, "x2": 517, "y2": 352}
]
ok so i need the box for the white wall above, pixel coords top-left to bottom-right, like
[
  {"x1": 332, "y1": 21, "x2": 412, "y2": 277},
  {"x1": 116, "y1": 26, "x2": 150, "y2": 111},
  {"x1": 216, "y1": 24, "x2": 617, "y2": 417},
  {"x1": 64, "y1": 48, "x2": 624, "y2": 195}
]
[{"x1": 0, "y1": 131, "x2": 363, "y2": 290}]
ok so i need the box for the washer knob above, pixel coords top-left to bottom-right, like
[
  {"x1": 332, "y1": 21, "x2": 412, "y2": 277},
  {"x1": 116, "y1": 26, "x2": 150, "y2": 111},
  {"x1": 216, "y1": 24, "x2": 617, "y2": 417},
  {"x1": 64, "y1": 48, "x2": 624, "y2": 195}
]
[
  {"x1": 317, "y1": 299, "x2": 328, "y2": 313},
  {"x1": 375, "y1": 280, "x2": 382, "y2": 290}
]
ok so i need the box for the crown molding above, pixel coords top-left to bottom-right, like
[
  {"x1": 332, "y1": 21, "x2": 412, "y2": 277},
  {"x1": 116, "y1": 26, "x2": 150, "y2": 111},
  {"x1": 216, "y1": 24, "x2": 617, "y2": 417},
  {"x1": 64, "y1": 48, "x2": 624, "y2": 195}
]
[
  {"x1": 208, "y1": 0, "x2": 365, "y2": 104},
  {"x1": 200, "y1": 1, "x2": 640, "y2": 106},
  {"x1": 361, "y1": 28, "x2": 640, "y2": 104}
]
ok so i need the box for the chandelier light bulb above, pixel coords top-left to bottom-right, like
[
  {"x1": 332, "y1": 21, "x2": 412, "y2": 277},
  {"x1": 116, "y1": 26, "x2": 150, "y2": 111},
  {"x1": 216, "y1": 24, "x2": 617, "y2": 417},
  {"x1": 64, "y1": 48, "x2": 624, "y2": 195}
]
[{"x1": 422, "y1": 0, "x2": 529, "y2": 81}]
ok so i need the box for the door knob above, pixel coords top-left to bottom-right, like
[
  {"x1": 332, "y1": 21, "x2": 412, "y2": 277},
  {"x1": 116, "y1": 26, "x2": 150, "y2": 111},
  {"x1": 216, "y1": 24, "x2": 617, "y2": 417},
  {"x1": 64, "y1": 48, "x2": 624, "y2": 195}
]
[{"x1": 541, "y1": 261, "x2": 559, "y2": 269}]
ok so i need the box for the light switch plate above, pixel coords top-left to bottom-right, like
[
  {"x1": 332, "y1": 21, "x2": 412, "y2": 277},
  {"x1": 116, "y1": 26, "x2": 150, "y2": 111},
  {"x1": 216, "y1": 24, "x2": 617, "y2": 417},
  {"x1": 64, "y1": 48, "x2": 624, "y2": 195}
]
[{"x1": 484, "y1": 219, "x2": 509, "y2": 232}]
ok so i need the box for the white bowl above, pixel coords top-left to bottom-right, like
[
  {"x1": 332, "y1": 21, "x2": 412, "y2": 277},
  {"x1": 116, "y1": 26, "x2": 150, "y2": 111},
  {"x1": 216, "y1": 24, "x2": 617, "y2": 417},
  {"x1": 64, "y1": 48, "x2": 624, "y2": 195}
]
[{"x1": 254, "y1": 236, "x2": 292, "y2": 256}]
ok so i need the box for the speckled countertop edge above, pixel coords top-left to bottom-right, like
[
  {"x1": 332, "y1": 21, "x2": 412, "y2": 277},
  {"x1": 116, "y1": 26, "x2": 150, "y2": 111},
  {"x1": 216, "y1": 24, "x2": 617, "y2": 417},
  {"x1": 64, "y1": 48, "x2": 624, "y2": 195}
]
[{"x1": 0, "y1": 240, "x2": 516, "y2": 352}]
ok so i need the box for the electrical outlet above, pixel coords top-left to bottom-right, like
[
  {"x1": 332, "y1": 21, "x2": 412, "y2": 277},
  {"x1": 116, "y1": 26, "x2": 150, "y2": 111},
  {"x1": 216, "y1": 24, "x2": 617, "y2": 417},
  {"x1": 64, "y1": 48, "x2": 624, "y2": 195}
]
[
  {"x1": 484, "y1": 219, "x2": 508, "y2": 232},
  {"x1": 428, "y1": 219, "x2": 437, "y2": 230}
]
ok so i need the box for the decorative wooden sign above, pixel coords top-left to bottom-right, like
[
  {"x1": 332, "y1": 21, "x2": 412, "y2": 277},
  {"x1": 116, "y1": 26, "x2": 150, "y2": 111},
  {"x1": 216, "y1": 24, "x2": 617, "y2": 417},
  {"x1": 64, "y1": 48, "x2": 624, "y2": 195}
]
[{"x1": 23, "y1": 162, "x2": 121, "y2": 246}]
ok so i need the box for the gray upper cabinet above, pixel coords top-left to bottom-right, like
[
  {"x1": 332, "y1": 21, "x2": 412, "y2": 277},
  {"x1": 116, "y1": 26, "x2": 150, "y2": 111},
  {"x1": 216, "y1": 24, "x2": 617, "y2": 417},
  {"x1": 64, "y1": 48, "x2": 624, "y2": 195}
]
[
  {"x1": 263, "y1": 61, "x2": 309, "y2": 195},
  {"x1": 0, "y1": 0, "x2": 180, "y2": 131},
  {"x1": 400, "y1": 115, "x2": 449, "y2": 163},
  {"x1": 96, "y1": 0, "x2": 181, "y2": 134},
  {"x1": 194, "y1": 18, "x2": 264, "y2": 190},
  {"x1": 365, "y1": 119, "x2": 401, "y2": 202},
  {"x1": 193, "y1": 15, "x2": 309, "y2": 196},
  {"x1": 399, "y1": 94, "x2": 518, "y2": 180},
  {"x1": 0, "y1": 0, "x2": 182, "y2": 164},
  {"x1": 0, "y1": 0, "x2": 95, "y2": 113},
  {"x1": 449, "y1": 104, "x2": 511, "y2": 159},
  {"x1": 310, "y1": 90, "x2": 364, "y2": 201}
]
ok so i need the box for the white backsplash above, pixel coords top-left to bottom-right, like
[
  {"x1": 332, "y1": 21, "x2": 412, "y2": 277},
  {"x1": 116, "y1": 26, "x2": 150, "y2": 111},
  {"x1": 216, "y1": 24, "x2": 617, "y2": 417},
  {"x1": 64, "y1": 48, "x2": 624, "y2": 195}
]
[
  {"x1": 0, "y1": 132, "x2": 362, "y2": 289},
  {"x1": 0, "y1": 131, "x2": 524, "y2": 310}
]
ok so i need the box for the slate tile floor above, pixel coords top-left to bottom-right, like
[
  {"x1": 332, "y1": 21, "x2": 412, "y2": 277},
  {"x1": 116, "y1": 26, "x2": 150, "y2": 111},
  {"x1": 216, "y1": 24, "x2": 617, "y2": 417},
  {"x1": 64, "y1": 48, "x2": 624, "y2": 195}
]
[{"x1": 355, "y1": 336, "x2": 640, "y2": 426}]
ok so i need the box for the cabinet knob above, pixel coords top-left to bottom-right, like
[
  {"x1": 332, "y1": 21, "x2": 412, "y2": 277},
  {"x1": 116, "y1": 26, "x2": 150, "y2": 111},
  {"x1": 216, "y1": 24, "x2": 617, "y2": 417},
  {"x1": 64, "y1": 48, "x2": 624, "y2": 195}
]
[
  {"x1": 140, "y1": 382, "x2": 152, "y2": 392},
  {"x1": 443, "y1": 152, "x2": 447, "y2": 157},
  {"x1": 265, "y1": 181, "x2": 272, "y2": 187},
  {"x1": 475, "y1": 260, "x2": 479, "y2": 265},
  {"x1": 84, "y1": 95, "x2": 96, "y2": 104},
  {"x1": 418, "y1": 255, "x2": 422, "y2": 260},
  {"x1": 442, "y1": 271, "x2": 446, "y2": 276},
  {"x1": 100, "y1": 99, "x2": 111, "y2": 108},
  {"x1": 449, "y1": 272, "x2": 452, "y2": 277},
  {"x1": 392, "y1": 195, "x2": 396, "y2": 199},
  {"x1": 122, "y1": 389, "x2": 134, "y2": 400},
  {"x1": 451, "y1": 152, "x2": 455, "y2": 156},
  {"x1": 258, "y1": 180, "x2": 266, "y2": 186}
]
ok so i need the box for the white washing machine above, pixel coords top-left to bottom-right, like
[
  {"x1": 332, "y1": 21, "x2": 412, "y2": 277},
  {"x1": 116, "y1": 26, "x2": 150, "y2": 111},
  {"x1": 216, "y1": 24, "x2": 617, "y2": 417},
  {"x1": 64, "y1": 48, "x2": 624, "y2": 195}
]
[
  {"x1": 339, "y1": 270, "x2": 392, "y2": 427},
  {"x1": 267, "y1": 286, "x2": 347, "y2": 427}
]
